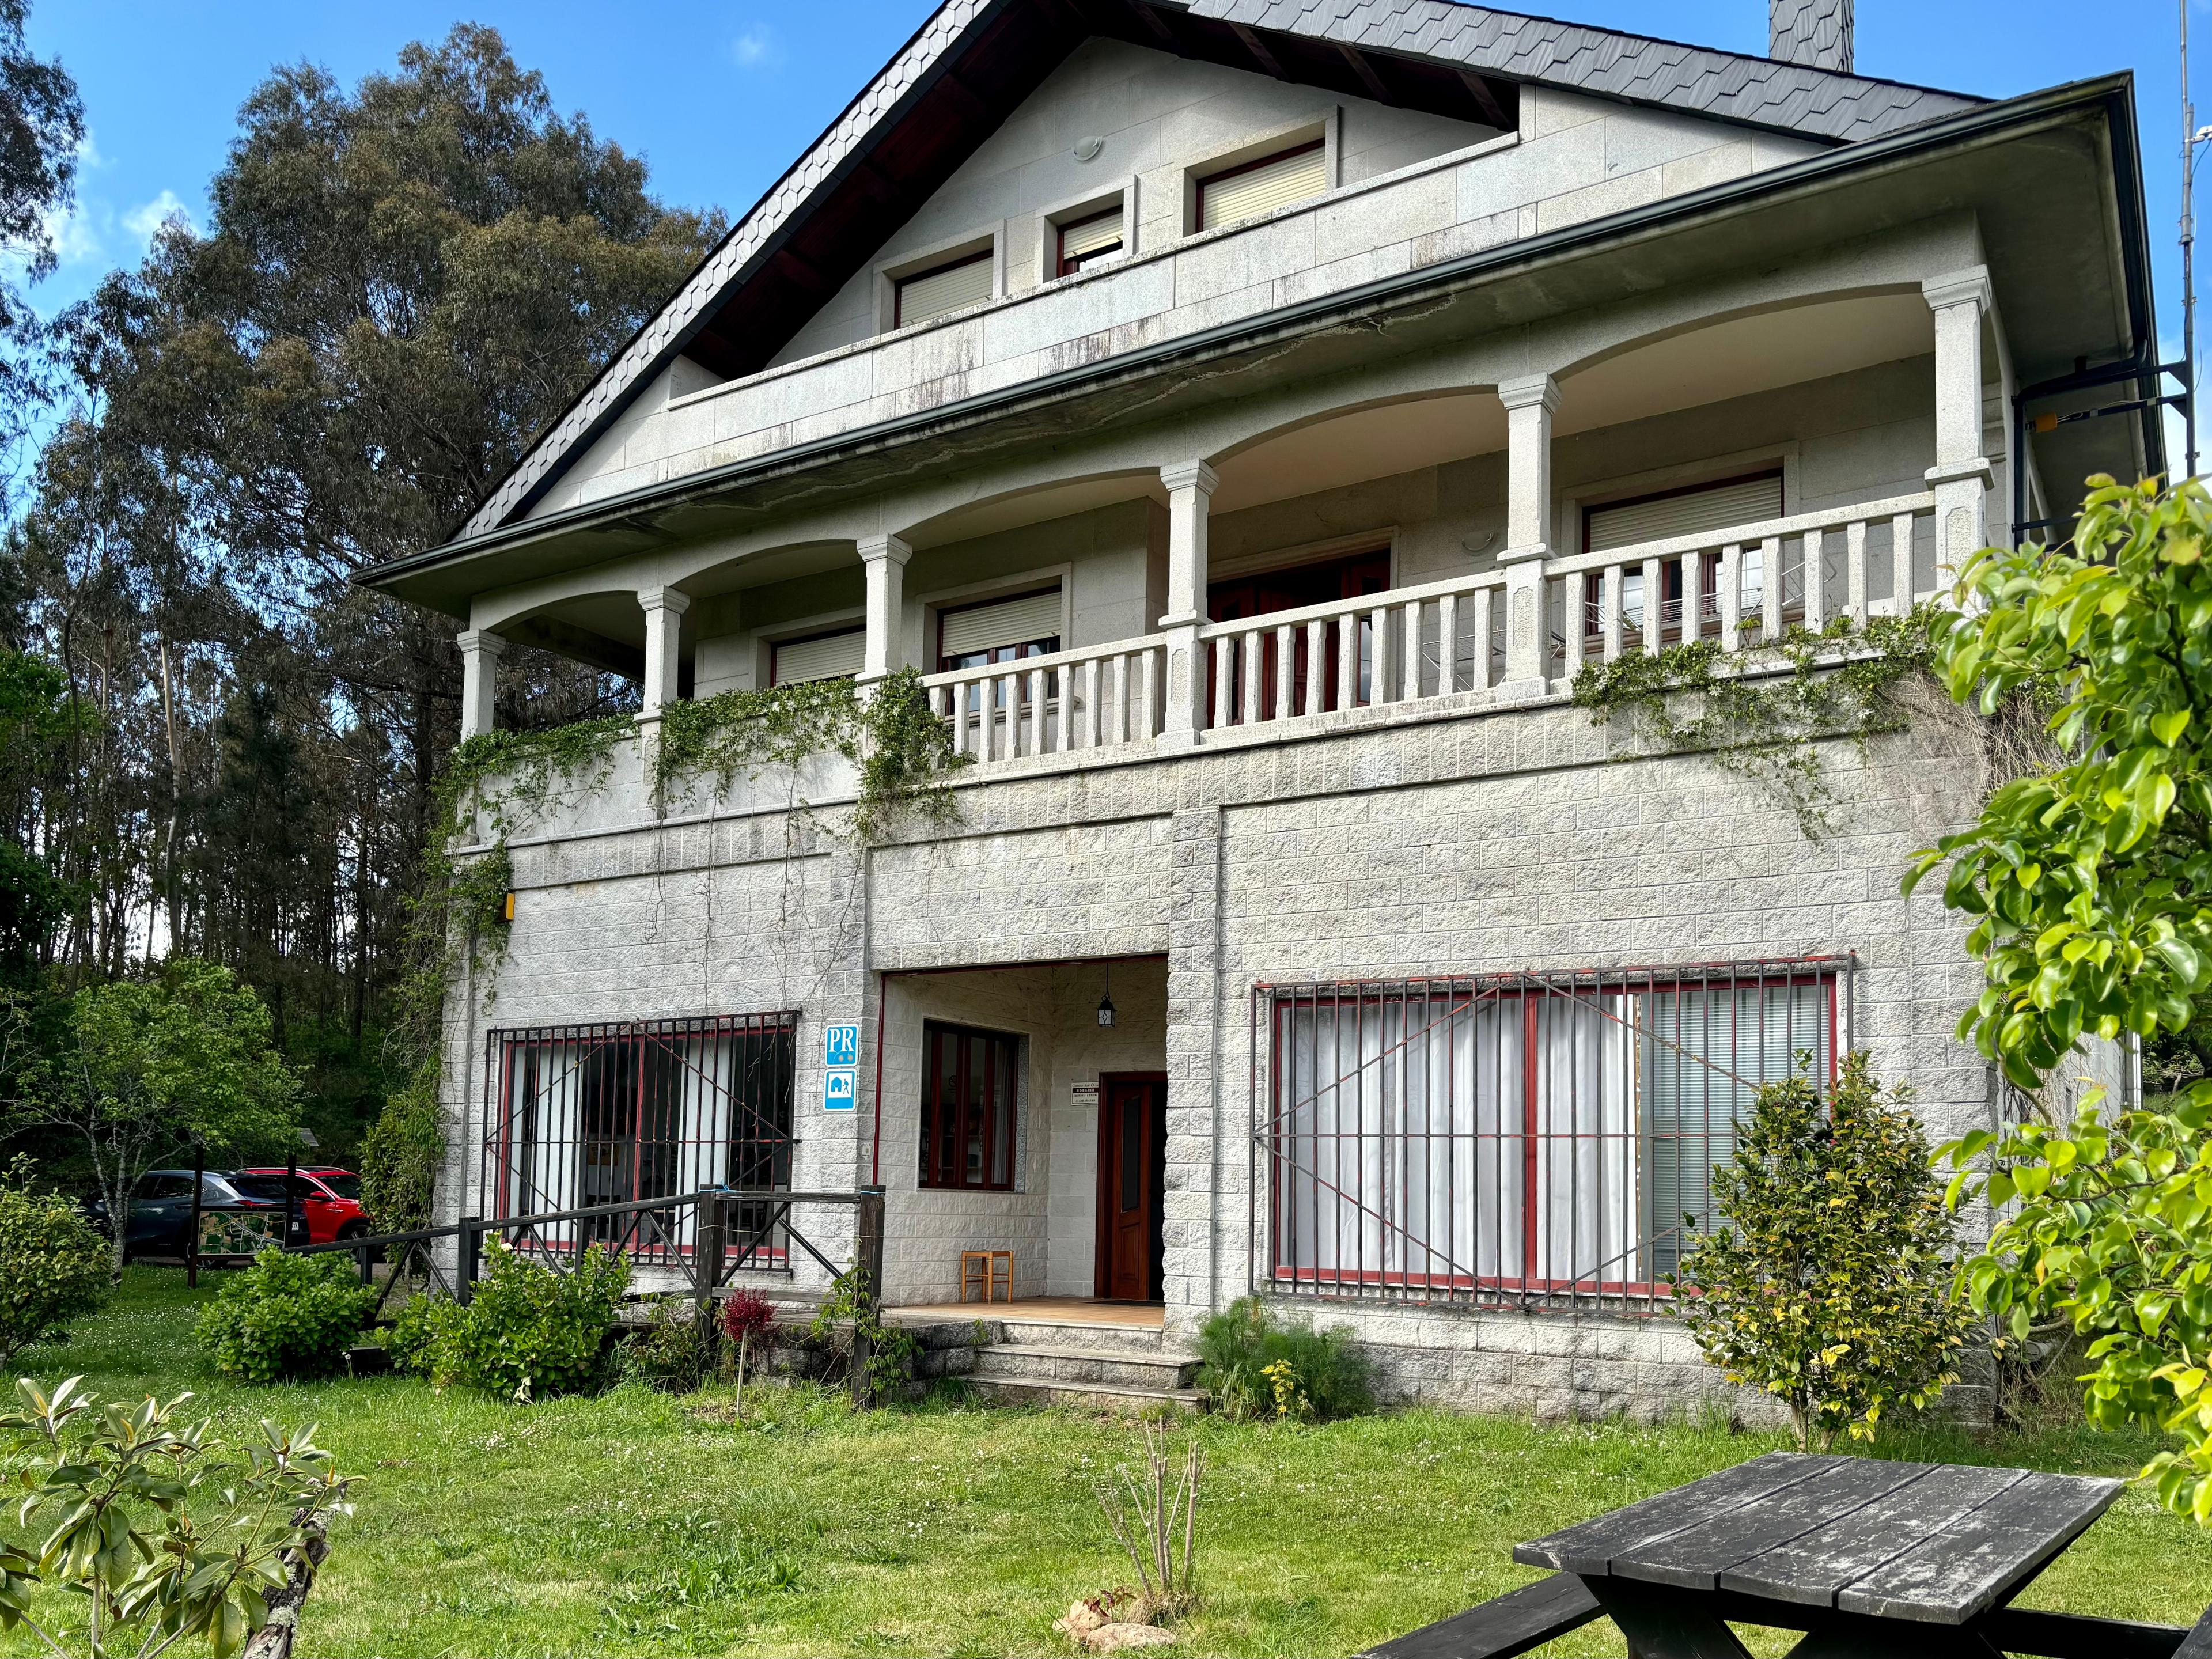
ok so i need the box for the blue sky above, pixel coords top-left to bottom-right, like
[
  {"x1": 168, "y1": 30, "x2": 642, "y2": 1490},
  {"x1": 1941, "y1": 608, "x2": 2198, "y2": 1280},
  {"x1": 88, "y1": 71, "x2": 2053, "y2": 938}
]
[{"x1": 19, "y1": 1, "x2": 2210, "y2": 459}]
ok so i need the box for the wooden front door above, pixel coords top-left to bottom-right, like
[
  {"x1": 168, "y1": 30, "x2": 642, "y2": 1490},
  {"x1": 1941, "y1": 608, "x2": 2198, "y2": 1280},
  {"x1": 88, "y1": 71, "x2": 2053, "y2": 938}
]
[{"x1": 1097, "y1": 1075, "x2": 1167, "y2": 1302}]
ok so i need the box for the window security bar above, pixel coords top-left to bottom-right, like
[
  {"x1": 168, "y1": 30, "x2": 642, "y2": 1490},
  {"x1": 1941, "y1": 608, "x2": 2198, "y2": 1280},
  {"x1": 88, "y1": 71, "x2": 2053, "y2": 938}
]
[{"x1": 1248, "y1": 958, "x2": 1854, "y2": 1315}]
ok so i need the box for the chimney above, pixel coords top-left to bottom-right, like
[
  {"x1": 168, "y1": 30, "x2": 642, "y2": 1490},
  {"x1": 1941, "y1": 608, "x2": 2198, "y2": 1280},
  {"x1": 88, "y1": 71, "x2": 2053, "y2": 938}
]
[{"x1": 1768, "y1": 0, "x2": 1854, "y2": 73}]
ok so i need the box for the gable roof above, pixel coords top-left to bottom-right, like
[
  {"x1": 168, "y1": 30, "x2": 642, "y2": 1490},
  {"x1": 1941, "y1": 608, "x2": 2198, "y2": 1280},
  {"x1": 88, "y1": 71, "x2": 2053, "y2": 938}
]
[{"x1": 456, "y1": 0, "x2": 1982, "y2": 541}]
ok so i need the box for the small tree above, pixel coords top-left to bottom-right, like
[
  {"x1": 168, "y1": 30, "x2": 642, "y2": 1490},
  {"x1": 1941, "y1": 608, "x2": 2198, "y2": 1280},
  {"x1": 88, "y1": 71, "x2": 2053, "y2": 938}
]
[
  {"x1": 0, "y1": 1376, "x2": 347, "y2": 1659},
  {"x1": 0, "y1": 1154, "x2": 107, "y2": 1364},
  {"x1": 1675, "y1": 1053, "x2": 1971, "y2": 1449},
  {"x1": 1, "y1": 961, "x2": 301, "y2": 1277},
  {"x1": 1909, "y1": 476, "x2": 2212, "y2": 1521}
]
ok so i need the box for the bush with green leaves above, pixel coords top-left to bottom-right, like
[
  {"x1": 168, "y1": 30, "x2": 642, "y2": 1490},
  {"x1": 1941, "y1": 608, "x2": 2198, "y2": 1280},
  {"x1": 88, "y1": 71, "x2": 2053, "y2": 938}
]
[
  {"x1": 1673, "y1": 1053, "x2": 1971, "y2": 1450},
  {"x1": 1195, "y1": 1297, "x2": 1370, "y2": 1421},
  {"x1": 0, "y1": 1376, "x2": 348, "y2": 1659},
  {"x1": 397, "y1": 1239, "x2": 629, "y2": 1400},
  {"x1": 620, "y1": 1296, "x2": 713, "y2": 1393},
  {"x1": 1911, "y1": 475, "x2": 2212, "y2": 1521},
  {"x1": 195, "y1": 1247, "x2": 378, "y2": 1384},
  {"x1": 0, "y1": 1155, "x2": 109, "y2": 1366},
  {"x1": 808, "y1": 1269, "x2": 917, "y2": 1402}
]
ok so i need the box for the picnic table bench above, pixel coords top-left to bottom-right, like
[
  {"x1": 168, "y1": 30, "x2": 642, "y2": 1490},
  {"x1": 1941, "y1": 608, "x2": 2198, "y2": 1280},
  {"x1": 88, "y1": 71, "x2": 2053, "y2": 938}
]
[{"x1": 1367, "y1": 1450, "x2": 2211, "y2": 1659}]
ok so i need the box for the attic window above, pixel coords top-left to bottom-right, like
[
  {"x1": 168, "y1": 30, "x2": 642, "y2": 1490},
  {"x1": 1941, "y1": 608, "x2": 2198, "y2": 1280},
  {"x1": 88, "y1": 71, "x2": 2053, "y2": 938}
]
[
  {"x1": 894, "y1": 249, "x2": 993, "y2": 328},
  {"x1": 1196, "y1": 139, "x2": 1325, "y2": 233},
  {"x1": 1056, "y1": 207, "x2": 1124, "y2": 277}
]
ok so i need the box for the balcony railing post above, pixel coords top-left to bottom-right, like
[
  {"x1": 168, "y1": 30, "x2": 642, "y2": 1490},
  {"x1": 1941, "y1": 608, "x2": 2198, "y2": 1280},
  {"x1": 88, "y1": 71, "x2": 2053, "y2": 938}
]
[{"x1": 852, "y1": 1184, "x2": 887, "y2": 1408}]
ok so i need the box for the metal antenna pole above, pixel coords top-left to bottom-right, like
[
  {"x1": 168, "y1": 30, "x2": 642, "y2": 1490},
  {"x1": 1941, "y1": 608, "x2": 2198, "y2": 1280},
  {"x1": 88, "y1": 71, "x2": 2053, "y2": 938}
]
[{"x1": 2187, "y1": 0, "x2": 2201, "y2": 479}]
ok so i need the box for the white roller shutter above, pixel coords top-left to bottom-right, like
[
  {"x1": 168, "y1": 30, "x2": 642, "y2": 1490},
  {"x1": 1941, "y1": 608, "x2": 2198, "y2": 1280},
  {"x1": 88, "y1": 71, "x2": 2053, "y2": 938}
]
[
  {"x1": 771, "y1": 628, "x2": 864, "y2": 685},
  {"x1": 1057, "y1": 207, "x2": 1124, "y2": 272},
  {"x1": 938, "y1": 588, "x2": 1063, "y2": 660},
  {"x1": 1198, "y1": 142, "x2": 1326, "y2": 232},
  {"x1": 895, "y1": 251, "x2": 993, "y2": 327},
  {"x1": 1585, "y1": 474, "x2": 1783, "y2": 555}
]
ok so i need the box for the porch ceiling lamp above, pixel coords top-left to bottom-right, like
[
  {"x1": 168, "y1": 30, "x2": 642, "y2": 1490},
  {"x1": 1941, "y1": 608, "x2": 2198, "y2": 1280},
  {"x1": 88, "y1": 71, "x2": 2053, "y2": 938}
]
[{"x1": 1097, "y1": 965, "x2": 1116, "y2": 1029}]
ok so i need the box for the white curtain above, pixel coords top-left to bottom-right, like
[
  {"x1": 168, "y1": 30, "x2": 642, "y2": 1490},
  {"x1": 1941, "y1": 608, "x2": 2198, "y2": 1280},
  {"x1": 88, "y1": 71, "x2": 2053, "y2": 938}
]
[
  {"x1": 675, "y1": 1033, "x2": 733, "y2": 1196},
  {"x1": 1530, "y1": 993, "x2": 1637, "y2": 1286},
  {"x1": 508, "y1": 1040, "x2": 586, "y2": 1245}
]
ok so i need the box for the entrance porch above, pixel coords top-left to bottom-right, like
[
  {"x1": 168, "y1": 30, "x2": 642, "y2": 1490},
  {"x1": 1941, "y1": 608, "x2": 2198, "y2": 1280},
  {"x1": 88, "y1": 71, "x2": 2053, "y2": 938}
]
[{"x1": 874, "y1": 956, "x2": 1169, "y2": 1313}]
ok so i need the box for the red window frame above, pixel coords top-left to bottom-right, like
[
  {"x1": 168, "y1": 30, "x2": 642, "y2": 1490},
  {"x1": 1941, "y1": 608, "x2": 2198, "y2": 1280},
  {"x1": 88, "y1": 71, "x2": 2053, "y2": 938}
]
[
  {"x1": 919, "y1": 1021, "x2": 1021, "y2": 1191},
  {"x1": 1261, "y1": 961, "x2": 1844, "y2": 1302}
]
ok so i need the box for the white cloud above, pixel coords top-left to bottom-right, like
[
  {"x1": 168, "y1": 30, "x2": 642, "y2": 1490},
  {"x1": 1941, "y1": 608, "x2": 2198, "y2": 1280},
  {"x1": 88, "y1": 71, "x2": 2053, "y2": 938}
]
[
  {"x1": 732, "y1": 25, "x2": 782, "y2": 68},
  {"x1": 122, "y1": 190, "x2": 194, "y2": 245}
]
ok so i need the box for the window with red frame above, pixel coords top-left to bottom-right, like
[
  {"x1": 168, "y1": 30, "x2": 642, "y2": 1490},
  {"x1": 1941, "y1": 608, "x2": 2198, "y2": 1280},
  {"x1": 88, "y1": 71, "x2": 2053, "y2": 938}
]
[
  {"x1": 919, "y1": 1021, "x2": 1020, "y2": 1190},
  {"x1": 1264, "y1": 960, "x2": 1842, "y2": 1298}
]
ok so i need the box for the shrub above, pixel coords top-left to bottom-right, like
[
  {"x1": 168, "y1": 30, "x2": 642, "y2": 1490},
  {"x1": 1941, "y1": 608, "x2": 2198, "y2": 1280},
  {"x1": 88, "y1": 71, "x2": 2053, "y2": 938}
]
[
  {"x1": 411, "y1": 1239, "x2": 630, "y2": 1400},
  {"x1": 809, "y1": 1268, "x2": 918, "y2": 1402},
  {"x1": 1676, "y1": 1051, "x2": 1971, "y2": 1450},
  {"x1": 622, "y1": 1296, "x2": 713, "y2": 1393},
  {"x1": 197, "y1": 1247, "x2": 378, "y2": 1383},
  {"x1": 384, "y1": 1289, "x2": 445, "y2": 1376},
  {"x1": 1195, "y1": 1297, "x2": 1369, "y2": 1421},
  {"x1": 0, "y1": 1154, "x2": 109, "y2": 1365},
  {"x1": 358, "y1": 1058, "x2": 443, "y2": 1233}
]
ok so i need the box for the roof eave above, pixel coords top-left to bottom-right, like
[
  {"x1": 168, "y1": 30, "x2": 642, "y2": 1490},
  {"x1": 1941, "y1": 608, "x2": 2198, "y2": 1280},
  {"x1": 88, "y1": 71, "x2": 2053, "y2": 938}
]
[{"x1": 359, "y1": 69, "x2": 2149, "y2": 611}]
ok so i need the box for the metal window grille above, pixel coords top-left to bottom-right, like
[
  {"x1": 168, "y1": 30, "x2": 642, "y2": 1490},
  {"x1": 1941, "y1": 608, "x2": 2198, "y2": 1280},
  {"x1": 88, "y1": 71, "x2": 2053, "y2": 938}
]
[
  {"x1": 1249, "y1": 959, "x2": 1850, "y2": 1313},
  {"x1": 482, "y1": 1012, "x2": 797, "y2": 1269}
]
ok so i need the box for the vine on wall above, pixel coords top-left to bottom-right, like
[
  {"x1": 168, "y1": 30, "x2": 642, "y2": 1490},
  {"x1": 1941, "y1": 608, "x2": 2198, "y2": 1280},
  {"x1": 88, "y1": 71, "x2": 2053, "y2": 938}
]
[{"x1": 1568, "y1": 610, "x2": 1944, "y2": 838}]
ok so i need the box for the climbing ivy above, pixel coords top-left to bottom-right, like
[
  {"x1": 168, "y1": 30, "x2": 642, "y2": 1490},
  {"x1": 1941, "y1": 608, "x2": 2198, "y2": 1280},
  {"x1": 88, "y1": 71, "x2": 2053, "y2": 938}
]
[{"x1": 1569, "y1": 609, "x2": 1945, "y2": 838}]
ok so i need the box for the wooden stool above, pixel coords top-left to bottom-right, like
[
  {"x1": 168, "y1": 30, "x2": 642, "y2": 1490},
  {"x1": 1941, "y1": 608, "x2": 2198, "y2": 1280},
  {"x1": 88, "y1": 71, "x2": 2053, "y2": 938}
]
[{"x1": 960, "y1": 1249, "x2": 1012, "y2": 1304}]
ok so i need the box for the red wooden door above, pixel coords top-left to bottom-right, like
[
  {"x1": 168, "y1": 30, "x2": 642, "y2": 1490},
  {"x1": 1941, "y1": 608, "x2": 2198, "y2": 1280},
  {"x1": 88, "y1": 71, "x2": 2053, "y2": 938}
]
[{"x1": 1100, "y1": 1078, "x2": 1166, "y2": 1301}]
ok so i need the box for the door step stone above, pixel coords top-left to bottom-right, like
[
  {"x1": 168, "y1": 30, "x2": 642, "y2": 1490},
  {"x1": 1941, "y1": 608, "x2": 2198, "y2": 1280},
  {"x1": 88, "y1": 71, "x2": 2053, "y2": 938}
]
[{"x1": 971, "y1": 1342, "x2": 1201, "y2": 1393}]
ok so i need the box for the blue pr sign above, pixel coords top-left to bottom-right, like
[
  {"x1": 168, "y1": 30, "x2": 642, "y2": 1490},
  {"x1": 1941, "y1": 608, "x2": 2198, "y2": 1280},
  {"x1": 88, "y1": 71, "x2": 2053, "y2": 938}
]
[{"x1": 824, "y1": 1022, "x2": 860, "y2": 1069}]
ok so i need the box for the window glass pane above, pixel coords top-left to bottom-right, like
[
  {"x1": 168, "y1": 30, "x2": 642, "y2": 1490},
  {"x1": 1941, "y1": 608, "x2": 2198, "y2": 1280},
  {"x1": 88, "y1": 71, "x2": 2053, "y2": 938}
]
[
  {"x1": 1119, "y1": 1099, "x2": 1141, "y2": 1213},
  {"x1": 964, "y1": 1035, "x2": 987, "y2": 1184},
  {"x1": 993, "y1": 1043, "x2": 1016, "y2": 1186}
]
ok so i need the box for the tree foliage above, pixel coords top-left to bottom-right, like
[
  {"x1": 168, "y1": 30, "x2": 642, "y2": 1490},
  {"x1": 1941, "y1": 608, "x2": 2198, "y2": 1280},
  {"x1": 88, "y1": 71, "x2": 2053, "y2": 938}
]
[
  {"x1": 1674, "y1": 1053, "x2": 1971, "y2": 1450},
  {"x1": 1920, "y1": 475, "x2": 2212, "y2": 1521},
  {"x1": 1, "y1": 961, "x2": 301, "y2": 1275},
  {"x1": 0, "y1": 0, "x2": 82, "y2": 506},
  {"x1": 0, "y1": 22, "x2": 713, "y2": 1173}
]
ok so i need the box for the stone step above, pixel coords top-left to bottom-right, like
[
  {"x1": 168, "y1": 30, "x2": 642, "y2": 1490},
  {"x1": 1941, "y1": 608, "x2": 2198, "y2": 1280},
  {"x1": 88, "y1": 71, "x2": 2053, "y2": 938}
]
[
  {"x1": 993, "y1": 1315, "x2": 1169, "y2": 1353},
  {"x1": 966, "y1": 1373, "x2": 1208, "y2": 1414},
  {"x1": 971, "y1": 1342, "x2": 1202, "y2": 1392}
]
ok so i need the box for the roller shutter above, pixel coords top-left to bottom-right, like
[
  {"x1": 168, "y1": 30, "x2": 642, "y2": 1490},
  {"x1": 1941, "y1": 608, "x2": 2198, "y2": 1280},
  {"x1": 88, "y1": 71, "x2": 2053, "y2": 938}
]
[
  {"x1": 1198, "y1": 142, "x2": 1326, "y2": 232},
  {"x1": 938, "y1": 588, "x2": 1063, "y2": 661},
  {"x1": 770, "y1": 627, "x2": 864, "y2": 685},
  {"x1": 1585, "y1": 474, "x2": 1783, "y2": 555},
  {"x1": 895, "y1": 251, "x2": 993, "y2": 327}
]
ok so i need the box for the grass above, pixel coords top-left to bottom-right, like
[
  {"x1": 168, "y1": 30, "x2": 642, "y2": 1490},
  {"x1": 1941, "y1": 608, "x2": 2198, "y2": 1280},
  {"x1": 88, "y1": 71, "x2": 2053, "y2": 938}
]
[{"x1": 3, "y1": 1271, "x2": 2210, "y2": 1657}]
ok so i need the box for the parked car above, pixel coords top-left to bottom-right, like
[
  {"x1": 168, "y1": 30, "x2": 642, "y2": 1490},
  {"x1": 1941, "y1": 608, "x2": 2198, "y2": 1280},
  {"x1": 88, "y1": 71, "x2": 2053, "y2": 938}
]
[
  {"x1": 84, "y1": 1171, "x2": 311, "y2": 1262},
  {"x1": 240, "y1": 1166, "x2": 371, "y2": 1247}
]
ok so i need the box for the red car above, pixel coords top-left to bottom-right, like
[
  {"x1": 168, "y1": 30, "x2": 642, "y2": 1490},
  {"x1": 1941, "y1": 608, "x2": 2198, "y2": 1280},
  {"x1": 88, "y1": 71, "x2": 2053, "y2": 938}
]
[{"x1": 241, "y1": 1167, "x2": 372, "y2": 1247}]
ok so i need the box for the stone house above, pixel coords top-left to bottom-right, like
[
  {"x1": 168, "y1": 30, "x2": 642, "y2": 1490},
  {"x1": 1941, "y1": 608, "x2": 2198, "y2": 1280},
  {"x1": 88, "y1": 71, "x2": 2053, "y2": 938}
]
[{"x1": 362, "y1": 0, "x2": 2160, "y2": 1416}]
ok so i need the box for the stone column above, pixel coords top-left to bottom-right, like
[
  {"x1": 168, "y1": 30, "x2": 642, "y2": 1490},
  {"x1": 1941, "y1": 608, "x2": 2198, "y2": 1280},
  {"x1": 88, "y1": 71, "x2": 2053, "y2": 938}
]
[
  {"x1": 638, "y1": 586, "x2": 690, "y2": 713},
  {"x1": 857, "y1": 534, "x2": 914, "y2": 684},
  {"x1": 1158, "y1": 460, "x2": 1218, "y2": 747},
  {"x1": 1923, "y1": 267, "x2": 1994, "y2": 581},
  {"x1": 456, "y1": 628, "x2": 506, "y2": 741},
  {"x1": 1497, "y1": 373, "x2": 1559, "y2": 696}
]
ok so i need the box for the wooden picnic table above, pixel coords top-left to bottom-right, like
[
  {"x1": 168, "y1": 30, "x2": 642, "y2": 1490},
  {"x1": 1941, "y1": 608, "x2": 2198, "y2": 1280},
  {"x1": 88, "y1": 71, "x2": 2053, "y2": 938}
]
[{"x1": 1369, "y1": 1450, "x2": 2211, "y2": 1659}]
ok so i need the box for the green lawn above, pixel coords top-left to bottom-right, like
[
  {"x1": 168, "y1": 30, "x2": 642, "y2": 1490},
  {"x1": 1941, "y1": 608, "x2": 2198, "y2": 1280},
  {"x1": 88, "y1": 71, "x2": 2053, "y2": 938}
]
[{"x1": 6, "y1": 1271, "x2": 2211, "y2": 1657}]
